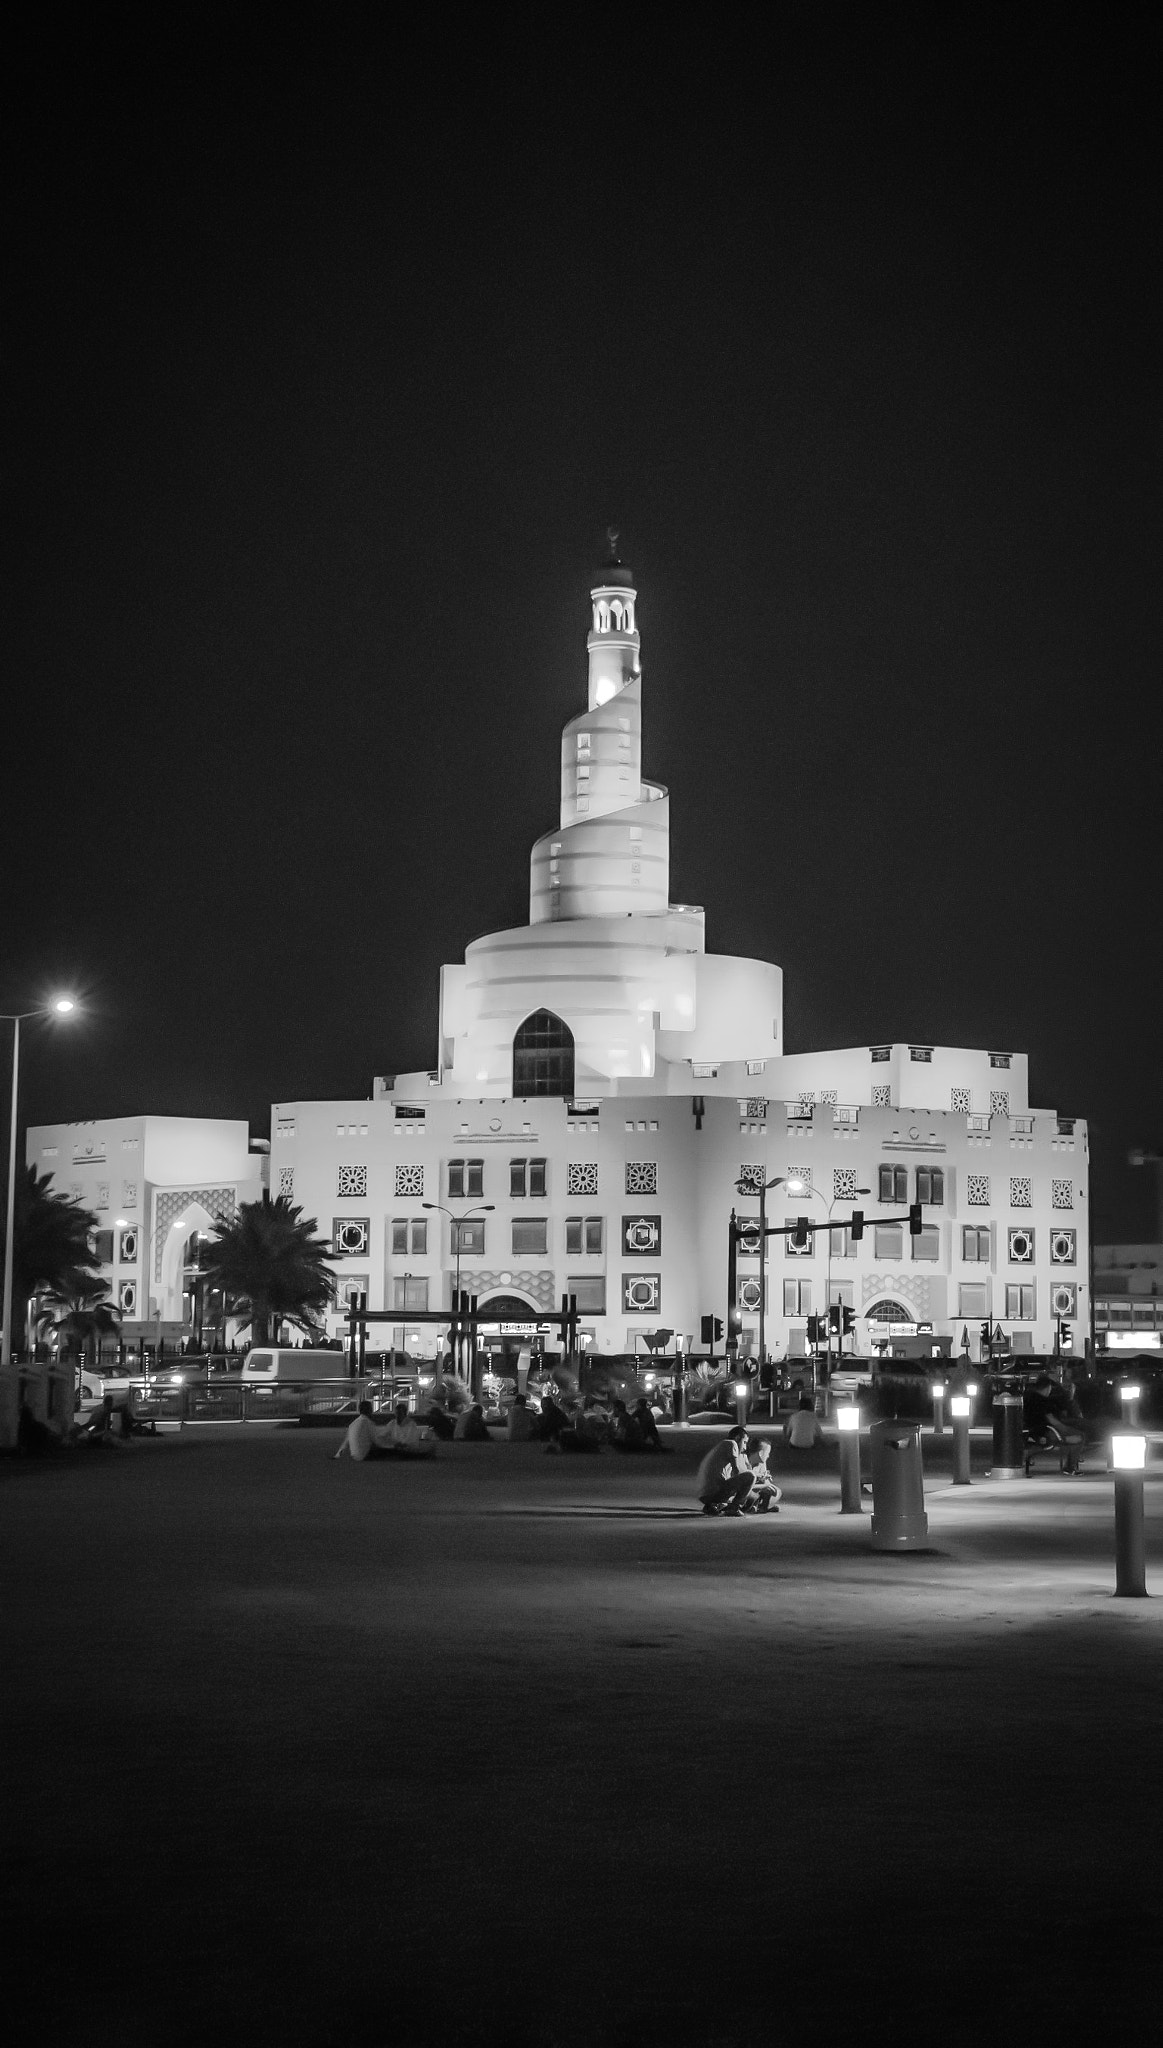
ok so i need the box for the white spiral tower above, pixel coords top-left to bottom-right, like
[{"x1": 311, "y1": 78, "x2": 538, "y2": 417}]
[{"x1": 432, "y1": 538, "x2": 783, "y2": 1097}]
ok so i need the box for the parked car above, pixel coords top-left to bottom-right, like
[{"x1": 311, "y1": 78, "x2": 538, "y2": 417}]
[{"x1": 75, "y1": 1365, "x2": 134, "y2": 1409}]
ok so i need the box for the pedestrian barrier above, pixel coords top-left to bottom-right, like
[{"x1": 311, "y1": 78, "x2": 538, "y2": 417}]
[{"x1": 126, "y1": 1376, "x2": 406, "y2": 1428}]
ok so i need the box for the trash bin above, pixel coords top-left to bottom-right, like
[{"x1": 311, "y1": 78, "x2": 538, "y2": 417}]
[
  {"x1": 991, "y1": 1392, "x2": 1024, "y2": 1478},
  {"x1": 869, "y1": 1419, "x2": 929, "y2": 1550}
]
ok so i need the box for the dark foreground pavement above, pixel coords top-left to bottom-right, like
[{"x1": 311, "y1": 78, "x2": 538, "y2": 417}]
[{"x1": 3, "y1": 1423, "x2": 1160, "y2": 2047}]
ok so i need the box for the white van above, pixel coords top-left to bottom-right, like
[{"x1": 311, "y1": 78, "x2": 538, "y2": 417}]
[{"x1": 240, "y1": 1348, "x2": 351, "y2": 1383}]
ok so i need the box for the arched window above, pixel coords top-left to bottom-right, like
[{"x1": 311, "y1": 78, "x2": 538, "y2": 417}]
[
  {"x1": 610, "y1": 599, "x2": 623, "y2": 629},
  {"x1": 624, "y1": 601, "x2": 634, "y2": 631},
  {"x1": 597, "y1": 601, "x2": 610, "y2": 632},
  {"x1": 865, "y1": 1299, "x2": 913, "y2": 1325},
  {"x1": 513, "y1": 1010, "x2": 575, "y2": 1098}
]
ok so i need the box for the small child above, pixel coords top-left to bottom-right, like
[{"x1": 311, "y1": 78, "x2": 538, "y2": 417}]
[{"x1": 744, "y1": 1437, "x2": 782, "y2": 1512}]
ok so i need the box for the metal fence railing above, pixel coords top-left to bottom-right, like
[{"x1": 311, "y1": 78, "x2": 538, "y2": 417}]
[{"x1": 127, "y1": 1376, "x2": 410, "y2": 1429}]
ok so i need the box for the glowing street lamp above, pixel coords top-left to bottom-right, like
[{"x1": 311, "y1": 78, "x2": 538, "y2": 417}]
[
  {"x1": 1111, "y1": 1433, "x2": 1148, "y2": 1597},
  {"x1": 931, "y1": 1379, "x2": 948, "y2": 1435},
  {"x1": 734, "y1": 1377, "x2": 750, "y2": 1427},
  {"x1": 2, "y1": 996, "x2": 80, "y2": 1370},
  {"x1": 951, "y1": 1394, "x2": 972, "y2": 1485},
  {"x1": 836, "y1": 1402, "x2": 862, "y2": 1513}
]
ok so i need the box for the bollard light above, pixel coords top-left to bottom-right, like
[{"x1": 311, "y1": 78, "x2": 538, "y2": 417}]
[
  {"x1": 837, "y1": 1405, "x2": 862, "y2": 1512},
  {"x1": 1112, "y1": 1433, "x2": 1147, "y2": 1469},
  {"x1": 1119, "y1": 1385, "x2": 1141, "y2": 1406},
  {"x1": 951, "y1": 1396, "x2": 971, "y2": 1419},
  {"x1": 734, "y1": 1380, "x2": 749, "y2": 1399},
  {"x1": 951, "y1": 1393, "x2": 972, "y2": 1484},
  {"x1": 1111, "y1": 1433, "x2": 1148, "y2": 1597},
  {"x1": 966, "y1": 1382, "x2": 979, "y2": 1398}
]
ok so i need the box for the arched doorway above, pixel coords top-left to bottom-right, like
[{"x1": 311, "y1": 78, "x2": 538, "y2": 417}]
[
  {"x1": 476, "y1": 1289, "x2": 544, "y2": 1383},
  {"x1": 512, "y1": 1010, "x2": 575, "y2": 1097}
]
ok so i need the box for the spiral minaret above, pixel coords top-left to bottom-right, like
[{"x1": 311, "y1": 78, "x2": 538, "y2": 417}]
[{"x1": 431, "y1": 539, "x2": 783, "y2": 1096}]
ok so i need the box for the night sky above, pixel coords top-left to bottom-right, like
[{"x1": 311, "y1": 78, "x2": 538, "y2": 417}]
[{"x1": 5, "y1": 15, "x2": 1161, "y2": 1239}]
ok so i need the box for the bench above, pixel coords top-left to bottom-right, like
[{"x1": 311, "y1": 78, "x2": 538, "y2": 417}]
[{"x1": 1023, "y1": 1424, "x2": 1084, "y2": 1476}]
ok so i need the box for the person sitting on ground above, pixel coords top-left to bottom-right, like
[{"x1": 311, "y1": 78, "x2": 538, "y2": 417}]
[
  {"x1": 696, "y1": 1425, "x2": 755, "y2": 1516},
  {"x1": 74, "y1": 1393, "x2": 121, "y2": 1447},
  {"x1": 609, "y1": 1397, "x2": 646, "y2": 1452},
  {"x1": 557, "y1": 1397, "x2": 604, "y2": 1453},
  {"x1": 743, "y1": 1437, "x2": 782, "y2": 1512},
  {"x1": 453, "y1": 1402, "x2": 492, "y2": 1442},
  {"x1": 379, "y1": 1400, "x2": 436, "y2": 1458},
  {"x1": 631, "y1": 1397, "x2": 670, "y2": 1453},
  {"x1": 783, "y1": 1395, "x2": 823, "y2": 1450},
  {"x1": 536, "y1": 1389, "x2": 569, "y2": 1443},
  {"x1": 505, "y1": 1393, "x2": 538, "y2": 1442},
  {"x1": 420, "y1": 1401, "x2": 457, "y2": 1440},
  {"x1": 334, "y1": 1400, "x2": 392, "y2": 1461}
]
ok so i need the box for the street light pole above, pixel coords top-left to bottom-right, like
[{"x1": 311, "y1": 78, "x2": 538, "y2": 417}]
[
  {"x1": 2, "y1": 998, "x2": 79, "y2": 1371},
  {"x1": 421, "y1": 1200, "x2": 495, "y2": 1385}
]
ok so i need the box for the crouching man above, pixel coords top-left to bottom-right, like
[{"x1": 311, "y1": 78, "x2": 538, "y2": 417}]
[{"x1": 696, "y1": 1425, "x2": 755, "y2": 1517}]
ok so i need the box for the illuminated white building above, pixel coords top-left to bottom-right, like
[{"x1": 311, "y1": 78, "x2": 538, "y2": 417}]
[{"x1": 272, "y1": 544, "x2": 1091, "y2": 1368}]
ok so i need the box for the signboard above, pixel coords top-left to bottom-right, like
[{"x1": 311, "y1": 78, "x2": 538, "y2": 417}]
[{"x1": 566, "y1": 1100, "x2": 600, "y2": 1116}]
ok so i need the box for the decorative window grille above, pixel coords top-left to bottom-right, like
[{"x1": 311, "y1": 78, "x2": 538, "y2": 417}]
[
  {"x1": 736, "y1": 1163, "x2": 766, "y2": 1194},
  {"x1": 1051, "y1": 1180, "x2": 1073, "y2": 1210},
  {"x1": 337, "y1": 1164, "x2": 368, "y2": 1198},
  {"x1": 833, "y1": 1168, "x2": 857, "y2": 1200},
  {"x1": 1009, "y1": 1176, "x2": 1032, "y2": 1208},
  {"x1": 395, "y1": 1164, "x2": 423, "y2": 1198},
  {"x1": 951, "y1": 1089, "x2": 971, "y2": 1113},
  {"x1": 787, "y1": 1166, "x2": 811, "y2": 1191},
  {"x1": 278, "y1": 1167, "x2": 295, "y2": 1199},
  {"x1": 798, "y1": 1093, "x2": 816, "y2": 1114},
  {"x1": 122, "y1": 1182, "x2": 137, "y2": 1205},
  {"x1": 567, "y1": 1162, "x2": 598, "y2": 1196},
  {"x1": 626, "y1": 1161, "x2": 657, "y2": 1196},
  {"x1": 742, "y1": 1098, "x2": 768, "y2": 1119},
  {"x1": 967, "y1": 1174, "x2": 991, "y2": 1206},
  {"x1": 820, "y1": 1090, "x2": 838, "y2": 1106},
  {"x1": 872, "y1": 1085, "x2": 892, "y2": 1108},
  {"x1": 333, "y1": 1218, "x2": 370, "y2": 1256},
  {"x1": 623, "y1": 1273, "x2": 661, "y2": 1312},
  {"x1": 991, "y1": 1091, "x2": 1010, "y2": 1117}
]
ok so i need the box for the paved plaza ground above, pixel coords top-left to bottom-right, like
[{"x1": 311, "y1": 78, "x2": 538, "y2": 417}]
[{"x1": 3, "y1": 1420, "x2": 1160, "y2": 2046}]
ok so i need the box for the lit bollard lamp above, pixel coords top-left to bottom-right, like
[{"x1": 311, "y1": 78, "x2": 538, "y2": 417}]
[
  {"x1": 951, "y1": 1395, "x2": 972, "y2": 1485},
  {"x1": 734, "y1": 1378, "x2": 750, "y2": 1429},
  {"x1": 837, "y1": 1403, "x2": 862, "y2": 1513},
  {"x1": 1111, "y1": 1434, "x2": 1149, "y2": 1598},
  {"x1": 1119, "y1": 1383, "x2": 1142, "y2": 1430},
  {"x1": 931, "y1": 1380, "x2": 947, "y2": 1434}
]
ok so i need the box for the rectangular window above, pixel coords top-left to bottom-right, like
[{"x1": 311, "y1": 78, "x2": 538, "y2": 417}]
[
  {"x1": 1005, "y1": 1283, "x2": 1036, "y2": 1319},
  {"x1": 962, "y1": 1226, "x2": 991, "y2": 1262},
  {"x1": 391, "y1": 1219, "x2": 428, "y2": 1257},
  {"x1": 568, "y1": 1276, "x2": 606, "y2": 1315},
  {"x1": 511, "y1": 1157, "x2": 547, "y2": 1197},
  {"x1": 466, "y1": 1159, "x2": 484, "y2": 1198},
  {"x1": 453, "y1": 1218, "x2": 485, "y2": 1255},
  {"x1": 874, "y1": 1224, "x2": 903, "y2": 1260},
  {"x1": 92, "y1": 1228, "x2": 114, "y2": 1265},
  {"x1": 410, "y1": 1219, "x2": 427, "y2": 1256},
  {"x1": 529, "y1": 1157, "x2": 546, "y2": 1198},
  {"x1": 827, "y1": 1279, "x2": 855, "y2": 1309},
  {"x1": 829, "y1": 1227, "x2": 856, "y2": 1259},
  {"x1": 392, "y1": 1276, "x2": 429, "y2": 1312},
  {"x1": 783, "y1": 1279, "x2": 812, "y2": 1315},
  {"x1": 448, "y1": 1159, "x2": 465, "y2": 1199},
  {"x1": 391, "y1": 1219, "x2": 408, "y2": 1256},
  {"x1": 510, "y1": 1158, "x2": 526, "y2": 1198},
  {"x1": 512, "y1": 1218, "x2": 548, "y2": 1257},
  {"x1": 567, "y1": 1216, "x2": 603, "y2": 1255},
  {"x1": 959, "y1": 1282, "x2": 988, "y2": 1318},
  {"x1": 913, "y1": 1226, "x2": 940, "y2": 1261},
  {"x1": 878, "y1": 1165, "x2": 907, "y2": 1204},
  {"x1": 916, "y1": 1167, "x2": 944, "y2": 1205}
]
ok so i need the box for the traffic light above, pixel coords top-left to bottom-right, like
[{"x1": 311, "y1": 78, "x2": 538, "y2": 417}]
[
  {"x1": 980, "y1": 1320, "x2": 992, "y2": 1352},
  {"x1": 700, "y1": 1314, "x2": 713, "y2": 1345},
  {"x1": 806, "y1": 1314, "x2": 822, "y2": 1344},
  {"x1": 827, "y1": 1302, "x2": 841, "y2": 1335},
  {"x1": 714, "y1": 1317, "x2": 724, "y2": 1343},
  {"x1": 842, "y1": 1305, "x2": 856, "y2": 1338},
  {"x1": 792, "y1": 1215, "x2": 810, "y2": 1247},
  {"x1": 1058, "y1": 1318, "x2": 1072, "y2": 1351},
  {"x1": 909, "y1": 1202, "x2": 923, "y2": 1237},
  {"x1": 850, "y1": 1209, "x2": 864, "y2": 1242}
]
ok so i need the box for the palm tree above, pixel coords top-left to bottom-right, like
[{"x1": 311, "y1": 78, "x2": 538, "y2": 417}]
[
  {"x1": 36, "y1": 1284, "x2": 121, "y2": 1366},
  {"x1": 1, "y1": 1166, "x2": 102, "y2": 1354},
  {"x1": 198, "y1": 1195, "x2": 336, "y2": 1344}
]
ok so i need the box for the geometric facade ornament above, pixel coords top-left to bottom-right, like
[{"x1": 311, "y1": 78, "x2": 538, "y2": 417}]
[
  {"x1": 395, "y1": 1164, "x2": 424, "y2": 1197},
  {"x1": 337, "y1": 1164, "x2": 368, "y2": 1198},
  {"x1": 622, "y1": 1214, "x2": 662, "y2": 1255},
  {"x1": 625, "y1": 1161, "x2": 657, "y2": 1196},
  {"x1": 1009, "y1": 1177, "x2": 1032, "y2": 1208},
  {"x1": 967, "y1": 1174, "x2": 991, "y2": 1206},
  {"x1": 332, "y1": 1217, "x2": 370, "y2": 1257},
  {"x1": 1050, "y1": 1229, "x2": 1077, "y2": 1265},
  {"x1": 567, "y1": 1162, "x2": 598, "y2": 1196},
  {"x1": 622, "y1": 1273, "x2": 661, "y2": 1313},
  {"x1": 1008, "y1": 1227, "x2": 1035, "y2": 1264},
  {"x1": 1051, "y1": 1179, "x2": 1073, "y2": 1210},
  {"x1": 1051, "y1": 1282, "x2": 1077, "y2": 1318}
]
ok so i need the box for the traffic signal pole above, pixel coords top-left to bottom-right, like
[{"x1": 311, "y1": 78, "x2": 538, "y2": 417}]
[{"x1": 728, "y1": 1206, "x2": 925, "y2": 1367}]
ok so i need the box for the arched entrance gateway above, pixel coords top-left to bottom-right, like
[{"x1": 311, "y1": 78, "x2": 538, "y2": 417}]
[{"x1": 475, "y1": 1291, "x2": 547, "y2": 1383}]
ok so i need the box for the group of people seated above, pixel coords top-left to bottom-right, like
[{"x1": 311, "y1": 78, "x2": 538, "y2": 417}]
[
  {"x1": 696, "y1": 1427, "x2": 783, "y2": 1516},
  {"x1": 334, "y1": 1400, "x2": 437, "y2": 1461},
  {"x1": 1022, "y1": 1372, "x2": 1086, "y2": 1472},
  {"x1": 337, "y1": 1384, "x2": 676, "y2": 1462}
]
